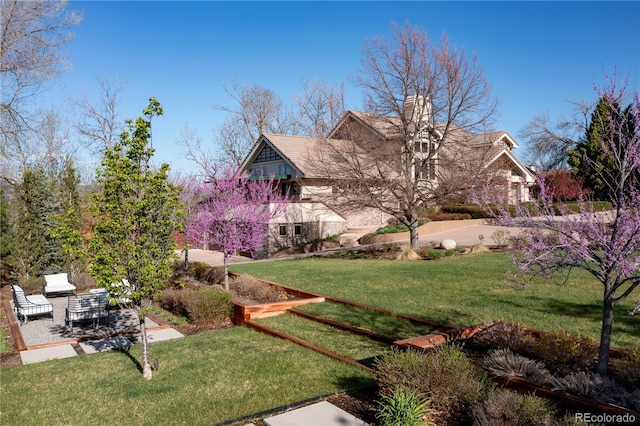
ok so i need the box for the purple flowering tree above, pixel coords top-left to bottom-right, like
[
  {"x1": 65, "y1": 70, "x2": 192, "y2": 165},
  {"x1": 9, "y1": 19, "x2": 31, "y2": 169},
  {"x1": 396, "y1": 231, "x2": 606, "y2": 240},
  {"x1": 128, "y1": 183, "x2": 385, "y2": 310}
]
[
  {"x1": 482, "y1": 76, "x2": 639, "y2": 376},
  {"x1": 185, "y1": 165, "x2": 288, "y2": 291}
]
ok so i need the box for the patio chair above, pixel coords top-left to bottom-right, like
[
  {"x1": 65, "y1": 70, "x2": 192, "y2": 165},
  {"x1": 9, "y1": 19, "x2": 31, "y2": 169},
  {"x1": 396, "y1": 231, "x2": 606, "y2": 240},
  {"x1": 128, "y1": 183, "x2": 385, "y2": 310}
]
[
  {"x1": 65, "y1": 292, "x2": 109, "y2": 331},
  {"x1": 43, "y1": 273, "x2": 77, "y2": 296},
  {"x1": 109, "y1": 279, "x2": 133, "y2": 306},
  {"x1": 11, "y1": 285, "x2": 54, "y2": 324}
]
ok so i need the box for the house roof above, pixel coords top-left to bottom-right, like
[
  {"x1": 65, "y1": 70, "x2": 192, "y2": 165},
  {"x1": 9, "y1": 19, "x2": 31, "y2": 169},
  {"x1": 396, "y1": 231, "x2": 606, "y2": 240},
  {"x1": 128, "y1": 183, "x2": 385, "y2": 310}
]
[{"x1": 242, "y1": 111, "x2": 531, "y2": 181}]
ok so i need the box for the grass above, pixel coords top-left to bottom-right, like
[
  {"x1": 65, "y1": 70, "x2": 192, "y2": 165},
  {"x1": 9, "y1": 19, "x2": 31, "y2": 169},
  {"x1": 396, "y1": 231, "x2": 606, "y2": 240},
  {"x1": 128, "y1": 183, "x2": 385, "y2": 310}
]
[
  {"x1": 232, "y1": 252, "x2": 640, "y2": 349},
  {"x1": 0, "y1": 327, "x2": 373, "y2": 425},
  {"x1": 295, "y1": 302, "x2": 437, "y2": 340},
  {"x1": 256, "y1": 312, "x2": 389, "y2": 362}
]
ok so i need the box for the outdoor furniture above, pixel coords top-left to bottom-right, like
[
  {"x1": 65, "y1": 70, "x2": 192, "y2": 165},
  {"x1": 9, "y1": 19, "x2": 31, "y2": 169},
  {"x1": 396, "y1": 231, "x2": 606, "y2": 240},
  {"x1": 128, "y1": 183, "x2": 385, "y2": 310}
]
[
  {"x1": 11, "y1": 285, "x2": 54, "y2": 324},
  {"x1": 65, "y1": 292, "x2": 109, "y2": 331},
  {"x1": 43, "y1": 273, "x2": 76, "y2": 296},
  {"x1": 109, "y1": 279, "x2": 133, "y2": 306}
]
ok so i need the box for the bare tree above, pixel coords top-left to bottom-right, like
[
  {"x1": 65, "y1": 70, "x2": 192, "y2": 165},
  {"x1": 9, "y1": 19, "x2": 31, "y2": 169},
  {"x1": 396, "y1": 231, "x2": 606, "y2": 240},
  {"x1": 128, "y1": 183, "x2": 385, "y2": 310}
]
[
  {"x1": 76, "y1": 77, "x2": 126, "y2": 152},
  {"x1": 309, "y1": 22, "x2": 498, "y2": 250},
  {"x1": 212, "y1": 80, "x2": 296, "y2": 167},
  {"x1": 1, "y1": 0, "x2": 81, "y2": 181},
  {"x1": 518, "y1": 99, "x2": 592, "y2": 170},
  {"x1": 293, "y1": 78, "x2": 345, "y2": 137}
]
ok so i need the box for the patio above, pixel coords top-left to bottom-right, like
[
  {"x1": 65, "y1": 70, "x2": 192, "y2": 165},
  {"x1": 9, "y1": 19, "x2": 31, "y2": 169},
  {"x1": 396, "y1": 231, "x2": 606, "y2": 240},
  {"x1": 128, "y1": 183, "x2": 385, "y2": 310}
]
[{"x1": 4, "y1": 292, "x2": 184, "y2": 364}]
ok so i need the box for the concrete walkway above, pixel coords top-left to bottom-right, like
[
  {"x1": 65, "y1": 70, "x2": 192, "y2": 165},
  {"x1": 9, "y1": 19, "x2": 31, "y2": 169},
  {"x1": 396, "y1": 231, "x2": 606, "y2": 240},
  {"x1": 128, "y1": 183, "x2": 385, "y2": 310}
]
[{"x1": 260, "y1": 401, "x2": 368, "y2": 426}]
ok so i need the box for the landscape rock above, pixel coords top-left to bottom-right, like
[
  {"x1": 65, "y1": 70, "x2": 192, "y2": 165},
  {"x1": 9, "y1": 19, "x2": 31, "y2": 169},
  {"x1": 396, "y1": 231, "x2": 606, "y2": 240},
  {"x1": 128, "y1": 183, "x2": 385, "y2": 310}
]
[{"x1": 440, "y1": 239, "x2": 457, "y2": 250}]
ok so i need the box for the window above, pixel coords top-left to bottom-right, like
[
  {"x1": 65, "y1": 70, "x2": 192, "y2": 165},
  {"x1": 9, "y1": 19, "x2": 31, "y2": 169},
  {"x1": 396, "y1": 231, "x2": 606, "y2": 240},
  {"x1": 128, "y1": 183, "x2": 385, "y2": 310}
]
[
  {"x1": 278, "y1": 224, "x2": 287, "y2": 236},
  {"x1": 279, "y1": 164, "x2": 290, "y2": 176},
  {"x1": 415, "y1": 159, "x2": 436, "y2": 180},
  {"x1": 254, "y1": 145, "x2": 280, "y2": 163},
  {"x1": 294, "y1": 223, "x2": 302, "y2": 236}
]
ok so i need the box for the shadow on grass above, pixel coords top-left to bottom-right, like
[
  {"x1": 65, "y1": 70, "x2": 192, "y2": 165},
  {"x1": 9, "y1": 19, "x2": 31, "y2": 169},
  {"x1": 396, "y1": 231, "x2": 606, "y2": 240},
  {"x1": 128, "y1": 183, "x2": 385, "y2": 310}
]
[{"x1": 116, "y1": 347, "x2": 143, "y2": 373}]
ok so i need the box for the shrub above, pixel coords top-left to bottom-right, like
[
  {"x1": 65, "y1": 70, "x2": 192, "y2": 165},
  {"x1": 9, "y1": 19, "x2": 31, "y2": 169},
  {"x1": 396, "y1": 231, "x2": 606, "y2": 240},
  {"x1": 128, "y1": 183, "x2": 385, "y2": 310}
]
[
  {"x1": 471, "y1": 389, "x2": 558, "y2": 426},
  {"x1": 444, "y1": 249, "x2": 455, "y2": 257},
  {"x1": 440, "y1": 205, "x2": 492, "y2": 219},
  {"x1": 609, "y1": 348, "x2": 640, "y2": 388},
  {"x1": 481, "y1": 349, "x2": 552, "y2": 384},
  {"x1": 424, "y1": 212, "x2": 472, "y2": 221},
  {"x1": 157, "y1": 287, "x2": 232, "y2": 325},
  {"x1": 375, "y1": 388, "x2": 434, "y2": 426},
  {"x1": 181, "y1": 288, "x2": 232, "y2": 325},
  {"x1": 426, "y1": 250, "x2": 443, "y2": 260},
  {"x1": 231, "y1": 276, "x2": 288, "y2": 303},
  {"x1": 471, "y1": 322, "x2": 536, "y2": 354},
  {"x1": 395, "y1": 247, "x2": 421, "y2": 261},
  {"x1": 550, "y1": 371, "x2": 640, "y2": 411},
  {"x1": 157, "y1": 288, "x2": 189, "y2": 318},
  {"x1": 375, "y1": 346, "x2": 491, "y2": 421},
  {"x1": 18, "y1": 276, "x2": 44, "y2": 293},
  {"x1": 529, "y1": 331, "x2": 598, "y2": 375}
]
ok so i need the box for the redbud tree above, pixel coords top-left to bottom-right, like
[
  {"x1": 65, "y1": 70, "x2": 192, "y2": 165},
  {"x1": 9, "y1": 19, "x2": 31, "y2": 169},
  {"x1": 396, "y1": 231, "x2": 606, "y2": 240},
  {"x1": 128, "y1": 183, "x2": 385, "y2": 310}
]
[
  {"x1": 483, "y1": 76, "x2": 639, "y2": 376},
  {"x1": 185, "y1": 165, "x2": 288, "y2": 291}
]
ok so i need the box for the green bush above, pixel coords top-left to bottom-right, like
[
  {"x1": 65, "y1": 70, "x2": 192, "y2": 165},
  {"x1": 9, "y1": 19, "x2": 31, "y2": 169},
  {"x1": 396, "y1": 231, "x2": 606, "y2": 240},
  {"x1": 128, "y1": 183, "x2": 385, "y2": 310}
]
[
  {"x1": 17, "y1": 276, "x2": 45, "y2": 293},
  {"x1": 375, "y1": 346, "x2": 492, "y2": 421},
  {"x1": 376, "y1": 388, "x2": 434, "y2": 426},
  {"x1": 181, "y1": 288, "x2": 232, "y2": 325},
  {"x1": 424, "y1": 212, "x2": 472, "y2": 221},
  {"x1": 471, "y1": 389, "x2": 558, "y2": 426},
  {"x1": 440, "y1": 205, "x2": 492, "y2": 219},
  {"x1": 426, "y1": 250, "x2": 443, "y2": 260}
]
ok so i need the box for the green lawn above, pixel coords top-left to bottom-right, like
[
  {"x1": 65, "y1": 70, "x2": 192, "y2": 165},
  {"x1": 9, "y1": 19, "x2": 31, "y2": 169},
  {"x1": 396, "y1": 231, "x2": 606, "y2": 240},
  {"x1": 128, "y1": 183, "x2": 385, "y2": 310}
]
[
  {"x1": 232, "y1": 252, "x2": 639, "y2": 349},
  {"x1": 0, "y1": 327, "x2": 373, "y2": 426},
  {"x1": 256, "y1": 312, "x2": 390, "y2": 362}
]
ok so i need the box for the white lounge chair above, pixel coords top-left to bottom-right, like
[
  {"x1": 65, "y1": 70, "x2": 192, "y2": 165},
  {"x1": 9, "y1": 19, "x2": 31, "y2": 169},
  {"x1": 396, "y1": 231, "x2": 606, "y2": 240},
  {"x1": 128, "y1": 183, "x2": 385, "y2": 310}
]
[
  {"x1": 43, "y1": 273, "x2": 77, "y2": 296},
  {"x1": 11, "y1": 285, "x2": 54, "y2": 324},
  {"x1": 65, "y1": 292, "x2": 109, "y2": 331}
]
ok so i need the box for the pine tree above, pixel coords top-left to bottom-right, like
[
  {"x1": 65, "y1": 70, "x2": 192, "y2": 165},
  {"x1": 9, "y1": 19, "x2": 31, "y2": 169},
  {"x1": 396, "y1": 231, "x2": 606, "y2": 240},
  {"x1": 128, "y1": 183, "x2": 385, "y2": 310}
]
[
  {"x1": 568, "y1": 96, "x2": 637, "y2": 200},
  {"x1": 11, "y1": 168, "x2": 49, "y2": 281}
]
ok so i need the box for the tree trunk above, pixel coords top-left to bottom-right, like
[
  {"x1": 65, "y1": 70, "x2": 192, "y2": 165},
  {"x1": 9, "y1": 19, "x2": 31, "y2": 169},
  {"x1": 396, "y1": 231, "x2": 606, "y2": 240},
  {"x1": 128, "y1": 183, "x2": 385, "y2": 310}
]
[
  {"x1": 596, "y1": 297, "x2": 615, "y2": 376},
  {"x1": 140, "y1": 314, "x2": 153, "y2": 380},
  {"x1": 223, "y1": 252, "x2": 229, "y2": 292},
  {"x1": 408, "y1": 215, "x2": 420, "y2": 251},
  {"x1": 183, "y1": 245, "x2": 189, "y2": 273}
]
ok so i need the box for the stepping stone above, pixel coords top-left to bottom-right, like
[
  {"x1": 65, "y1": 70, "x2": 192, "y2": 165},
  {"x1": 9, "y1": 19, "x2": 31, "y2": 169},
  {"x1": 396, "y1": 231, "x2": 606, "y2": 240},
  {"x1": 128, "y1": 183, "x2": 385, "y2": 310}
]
[
  {"x1": 130, "y1": 328, "x2": 184, "y2": 344},
  {"x1": 20, "y1": 344, "x2": 77, "y2": 364},
  {"x1": 263, "y1": 401, "x2": 368, "y2": 426},
  {"x1": 79, "y1": 336, "x2": 131, "y2": 354}
]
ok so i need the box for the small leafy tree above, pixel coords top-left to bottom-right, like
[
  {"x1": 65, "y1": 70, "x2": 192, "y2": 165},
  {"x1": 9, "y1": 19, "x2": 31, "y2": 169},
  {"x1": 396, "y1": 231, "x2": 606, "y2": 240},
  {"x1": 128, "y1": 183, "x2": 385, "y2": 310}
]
[
  {"x1": 480, "y1": 75, "x2": 639, "y2": 376},
  {"x1": 185, "y1": 165, "x2": 288, "y2": 291},
  {"x1": 90, "y1": 98, "x2": 182, "y2": 380}
]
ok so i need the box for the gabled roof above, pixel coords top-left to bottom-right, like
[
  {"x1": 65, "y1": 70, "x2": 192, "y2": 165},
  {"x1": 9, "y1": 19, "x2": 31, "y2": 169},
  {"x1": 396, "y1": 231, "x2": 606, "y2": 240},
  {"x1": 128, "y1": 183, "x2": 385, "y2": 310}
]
[{"x1": 241, "y1": 133, "x2": 349, "y2": 178}]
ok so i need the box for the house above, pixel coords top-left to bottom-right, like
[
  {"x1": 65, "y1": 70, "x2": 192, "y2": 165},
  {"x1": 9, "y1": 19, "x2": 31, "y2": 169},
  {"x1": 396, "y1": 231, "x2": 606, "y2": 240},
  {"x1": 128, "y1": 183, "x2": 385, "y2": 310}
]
[{"x1": 241, "y1": 102, "x2": 535, "y2": 253}]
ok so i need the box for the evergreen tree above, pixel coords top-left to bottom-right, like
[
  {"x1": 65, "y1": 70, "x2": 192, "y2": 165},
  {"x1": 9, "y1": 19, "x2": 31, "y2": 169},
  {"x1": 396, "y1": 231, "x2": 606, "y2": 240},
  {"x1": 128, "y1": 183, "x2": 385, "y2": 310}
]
[
  {"x1": 90, "y1": 98, "x2": 182, "y2": 380},
  {"x1": 0, "y1": 187, "x2": 14, "y2": 280},
  {"x1": 49, "y1": 158, "x2": 86, "y2": 282},
  {"x1": 11, "y1": 167, "x2": 50, "y2": 280},
  {"x1": 568, "y1": 96, "x2": 637, "y2": 200}
]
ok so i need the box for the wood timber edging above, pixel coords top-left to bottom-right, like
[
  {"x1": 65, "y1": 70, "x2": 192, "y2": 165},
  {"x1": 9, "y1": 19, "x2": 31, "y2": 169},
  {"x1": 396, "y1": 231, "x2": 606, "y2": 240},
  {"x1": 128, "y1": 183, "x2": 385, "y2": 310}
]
[{"x1": 244, "y1": 319, "x2": 375, "y2": 374}]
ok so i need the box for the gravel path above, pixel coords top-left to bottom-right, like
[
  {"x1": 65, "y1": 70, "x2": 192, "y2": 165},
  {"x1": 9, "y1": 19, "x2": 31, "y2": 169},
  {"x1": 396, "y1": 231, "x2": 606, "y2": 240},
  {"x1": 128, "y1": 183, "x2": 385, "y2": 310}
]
[{"x1": 12, "y1": 296, "x2": 157, "y2": 347}]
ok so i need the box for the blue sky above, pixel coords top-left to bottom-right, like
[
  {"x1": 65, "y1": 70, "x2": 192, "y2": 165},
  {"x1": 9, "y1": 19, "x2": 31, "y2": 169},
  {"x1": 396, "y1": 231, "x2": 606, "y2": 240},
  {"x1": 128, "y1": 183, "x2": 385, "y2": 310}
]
[{"x1": 51, "y1": 1, "x2": 639, "y2": 172}]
